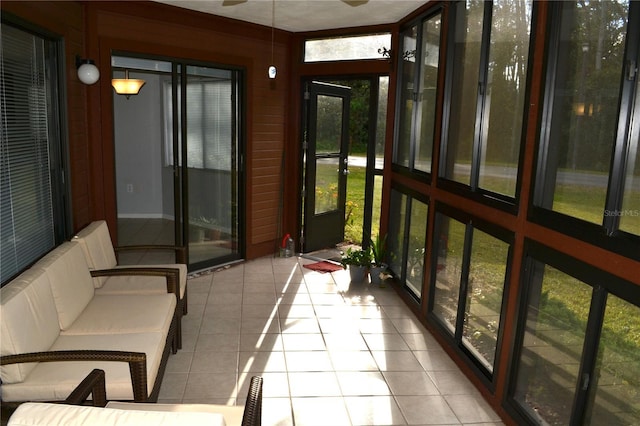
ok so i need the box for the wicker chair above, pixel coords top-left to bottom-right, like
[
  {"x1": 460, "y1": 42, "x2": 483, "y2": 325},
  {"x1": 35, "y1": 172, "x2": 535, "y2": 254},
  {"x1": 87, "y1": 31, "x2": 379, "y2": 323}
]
[{"x1": 7, "y1": 370, "x2": 263, "y2": 426}]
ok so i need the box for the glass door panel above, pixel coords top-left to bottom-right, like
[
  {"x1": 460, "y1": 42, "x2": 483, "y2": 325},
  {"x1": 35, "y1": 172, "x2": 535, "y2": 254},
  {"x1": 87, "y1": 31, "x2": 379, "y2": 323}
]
[
  {"x1": 184, "y1": 65, "x2": 240, "y2": 269},
  {"x1": 315, "y1": 158, "x2": 341, "y2": 214},
  {"x1": 113, "y1": 58, "x2": 177, "y2": 264}
]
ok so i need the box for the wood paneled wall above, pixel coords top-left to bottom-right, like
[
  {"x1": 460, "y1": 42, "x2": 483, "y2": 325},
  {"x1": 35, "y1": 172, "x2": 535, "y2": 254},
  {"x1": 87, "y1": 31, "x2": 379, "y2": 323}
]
[
  {"x1": 86, "y1": 1, "x2": 291, "y2": 259},
  {"x1": 2, "y1": 1, "x2": 92, "y2": 231},
  {"x1": 2, "y1": 0, "x2": 293, "y2": 259}
]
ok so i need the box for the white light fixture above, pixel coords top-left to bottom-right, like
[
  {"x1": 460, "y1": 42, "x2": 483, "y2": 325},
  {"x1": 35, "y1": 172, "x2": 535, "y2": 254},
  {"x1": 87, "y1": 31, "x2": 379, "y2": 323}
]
[
  {"x1": 111, "y1": 70, "x2": 146, "y2": 99},
  {"x1": 268, "y1": 0, "x2": 277, "y2": 79},
  {"x1": 76, "y1": 56, "x2": 100, "y2": 85}
]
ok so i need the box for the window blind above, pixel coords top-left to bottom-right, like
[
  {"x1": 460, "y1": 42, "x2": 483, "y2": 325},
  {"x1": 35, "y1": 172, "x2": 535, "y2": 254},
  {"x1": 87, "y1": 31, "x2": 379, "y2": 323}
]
[{"x1": 1, "y1": 23, "x2": 55, "y2": 284}]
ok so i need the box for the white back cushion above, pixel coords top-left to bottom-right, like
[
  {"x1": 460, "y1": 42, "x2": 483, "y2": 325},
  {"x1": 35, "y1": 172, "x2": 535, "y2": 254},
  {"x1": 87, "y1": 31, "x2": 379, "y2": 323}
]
[
  {"x1": 36, "y1": 242, "x2": 95, "y2": 330},
  {"x1": 72, "y1": 221, "x2": 118, "y2": 280},
  {"x1": 73, "y1": 220, "x2": 118, "y2": 269},
  {"x1": 0, "y1": 269, "x2": 61, "y2": 383}
]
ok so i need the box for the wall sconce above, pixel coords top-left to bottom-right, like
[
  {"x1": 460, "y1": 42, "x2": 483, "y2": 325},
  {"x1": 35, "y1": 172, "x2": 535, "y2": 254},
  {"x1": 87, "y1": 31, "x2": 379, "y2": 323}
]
[
  {"x1": 111, "y1": 70, "x2": 146, "y2": 99},
  {"x1": 76, "y1": 56, "x2": 100, "y2": 85}
]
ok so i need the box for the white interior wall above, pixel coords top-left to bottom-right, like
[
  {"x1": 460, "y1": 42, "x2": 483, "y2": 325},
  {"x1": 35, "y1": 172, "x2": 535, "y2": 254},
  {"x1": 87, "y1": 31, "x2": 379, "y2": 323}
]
[{"x1": 114, "y1": 73, "x2": 172, "y2": 219}]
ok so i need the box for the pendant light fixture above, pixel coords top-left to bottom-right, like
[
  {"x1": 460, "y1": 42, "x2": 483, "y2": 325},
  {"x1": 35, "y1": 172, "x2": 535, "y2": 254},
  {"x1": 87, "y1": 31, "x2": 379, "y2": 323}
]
[
  {"x1": 111, "y1": 70, "x2": 146, "y2": 99},
  {"x1": 268, "y1": 0, "x2": 277, "y2": 79}
]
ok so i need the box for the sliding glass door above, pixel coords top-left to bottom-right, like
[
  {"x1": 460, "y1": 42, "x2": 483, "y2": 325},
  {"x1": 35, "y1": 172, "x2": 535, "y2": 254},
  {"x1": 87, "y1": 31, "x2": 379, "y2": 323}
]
[{"x1": 113, "y1": 56, "x2": 243, "y2": 271}]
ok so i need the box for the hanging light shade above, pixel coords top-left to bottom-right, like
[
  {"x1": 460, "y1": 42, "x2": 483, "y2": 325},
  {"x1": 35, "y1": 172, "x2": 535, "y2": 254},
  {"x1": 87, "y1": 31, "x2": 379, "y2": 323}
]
[{"x1": 111, "y1": 70, "x2": 145, "y2": 98}]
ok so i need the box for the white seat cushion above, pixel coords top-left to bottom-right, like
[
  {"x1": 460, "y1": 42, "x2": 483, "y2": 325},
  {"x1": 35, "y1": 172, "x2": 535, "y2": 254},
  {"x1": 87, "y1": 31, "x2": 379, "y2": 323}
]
[
  {"x1": 97, "y1": 265, "x2": 186, "y2": 299},
  {"x1": 60, "y1": 294, "x2": 176, "y2": 336},
  {"x1": 8, "y1": 403, "x2": 226, "y2": 426},
  {"x1": 1, "y1": 332, "x2": 166, "y2": 402}
]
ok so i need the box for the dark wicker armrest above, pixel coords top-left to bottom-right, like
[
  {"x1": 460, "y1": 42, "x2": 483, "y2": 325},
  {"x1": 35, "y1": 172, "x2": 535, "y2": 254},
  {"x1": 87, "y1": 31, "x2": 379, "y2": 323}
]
[
  {"x1": 242, "y1": 376, "x2": 263, "y2": 426},
  {"x1": 65, "y1": 369, "x2": 107, "y2": 407},
  {"x1": 115, "y1": 245, "x2": 187, "y2": 264},
  {"x1": 1, "y1": 350, "x2": 148, "y2": 402},
  {"x1": 89, "y1": 267, "x2": 179, "y2": 299}
]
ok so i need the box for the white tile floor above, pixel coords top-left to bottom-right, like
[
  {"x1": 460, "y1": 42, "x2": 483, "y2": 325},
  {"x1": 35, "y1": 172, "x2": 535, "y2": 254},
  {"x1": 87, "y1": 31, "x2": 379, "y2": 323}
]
[{"x1": 158, "y1": 255, "x2": 505, "y2": 426}]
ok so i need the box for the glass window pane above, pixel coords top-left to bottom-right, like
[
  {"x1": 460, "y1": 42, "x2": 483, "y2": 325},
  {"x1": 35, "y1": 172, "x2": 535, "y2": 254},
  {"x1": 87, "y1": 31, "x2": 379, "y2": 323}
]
[
  {"x1": 433, "y1": 214, "x2": 466, "y2": 334},
  {"x1": 185, "y1": 74, "x2": 233, "y2": 171},
  {"x1": 479, "y1": 0, "x2": 531, "y2": 197},
  {"x1": 375, "y1": 76, "x2": 388, "y2": 169},
  {"x1": 415, "y1": 13, "x2": 441, "y2": 174},
  {"x1": 304, "y1": 33, "x2": 391, "y2": 62},
  {"x1": 406, "y1": 199, "x2": 428, "y2": 298},
  {"x1": 388, "y1": 189, "x2": 407, "y2": 278},
  {"x1": 619, "y1": 75, "x2": 640, "y2": 235},
  {"x1": 394, "y1": 26, "x2": 418, "y2": 168},
  {"x1": 514, "y1": 263, "x2": 592, "y2": 425},
  {"x1": 536, "y1": 1, "x2": 629, "y2": 224},
  {"x1": 462, "y1": 229, "x2": 509, "y2": 372},
  {"x1": 585, "y1": 294, "x2": 640, "y2": 425},
  {"x1": 443, "y1": 0, "x2": 484, "y2": 186},
  {"x1": 316, "y1": 95, "x2": 344, "y2": 154},
  {"x1": 315, "y1": 158, "x2": 340, "y2": 214},
  {"x1": 371, "y1": 175, "x2": 383, "y2": 238}
]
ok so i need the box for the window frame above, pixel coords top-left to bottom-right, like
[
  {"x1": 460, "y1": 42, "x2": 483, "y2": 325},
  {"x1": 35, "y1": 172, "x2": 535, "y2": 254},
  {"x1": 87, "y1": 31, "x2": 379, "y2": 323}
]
[
  {"x1": 302, "y1": 32, "x2": 392, "y2": 63},
  {"x1": 437, "y1": 0, "x2": 536, "y2": 212},
  {"x1": 428, "y1": 201, "x2": 514, "y2": 387},
  {"x1": 506, "y1": 239, "x2": 640, "y2": 425},
  {"x1": 387, "y1": 182, "x2": 430, "y2": 303},
  {"x1": 0, "y1": 15, "x2": 71, "y2": 286},
  {"x1": 392, "y1": 6, "x2": 444, "y2": 181},
  {"x1": 530, "y1": 1, "x2": 640, "y2": 261}
]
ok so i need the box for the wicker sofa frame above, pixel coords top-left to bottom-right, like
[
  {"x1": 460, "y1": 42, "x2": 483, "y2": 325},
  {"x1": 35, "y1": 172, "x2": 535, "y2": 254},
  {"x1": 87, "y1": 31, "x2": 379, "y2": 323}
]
[
  {"x1": 0, "y1": 242, "x2": 180, "y2": 406},
  {"x1": 0, "y1": 311, "x2": 176, "y2": 404}
]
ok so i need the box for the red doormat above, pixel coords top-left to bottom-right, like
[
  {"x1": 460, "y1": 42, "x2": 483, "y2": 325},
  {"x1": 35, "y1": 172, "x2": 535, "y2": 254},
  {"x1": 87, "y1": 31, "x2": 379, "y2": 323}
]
[{"x1": 303, "y1": 261, "x2": 343, "y2": 273}]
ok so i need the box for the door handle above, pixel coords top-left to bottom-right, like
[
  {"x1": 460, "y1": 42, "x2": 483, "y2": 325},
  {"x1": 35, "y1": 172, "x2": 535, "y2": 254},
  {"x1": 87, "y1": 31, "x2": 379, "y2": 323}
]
[{"x1": 343, "y1": 169, "x2": 350, "y2": 175}]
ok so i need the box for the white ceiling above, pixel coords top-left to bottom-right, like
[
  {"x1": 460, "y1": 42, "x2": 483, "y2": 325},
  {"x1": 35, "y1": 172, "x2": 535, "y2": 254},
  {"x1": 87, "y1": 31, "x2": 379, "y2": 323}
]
[{"x1": 153, "y1": 0, "x2": 426, "y2": 32}]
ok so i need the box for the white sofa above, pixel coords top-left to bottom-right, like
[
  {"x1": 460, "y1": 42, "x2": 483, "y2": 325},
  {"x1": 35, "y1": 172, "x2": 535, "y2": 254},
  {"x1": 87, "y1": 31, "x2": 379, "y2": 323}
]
[
  {"x1": 71, "y1": 220, "x2": 188, "y2": 349},
  {"x1": 0, "y1": 242, "x2": 178, "y2": 403},
  {"x1": 6, "y1": 370, "x2": 263, "y2": 426}
]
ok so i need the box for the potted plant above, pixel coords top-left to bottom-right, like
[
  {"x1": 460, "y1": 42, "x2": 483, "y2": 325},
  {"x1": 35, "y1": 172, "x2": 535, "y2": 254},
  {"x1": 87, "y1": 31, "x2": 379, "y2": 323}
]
[
  {"x1": 369, "y1": 234, "x2": 388, "y2": 285},
  {"x1": 340, "y1": 247, "x2": 372, "y2": 283}
]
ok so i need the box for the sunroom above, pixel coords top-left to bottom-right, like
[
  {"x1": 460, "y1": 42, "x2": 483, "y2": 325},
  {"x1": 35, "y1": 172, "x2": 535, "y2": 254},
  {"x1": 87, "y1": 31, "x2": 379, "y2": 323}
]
[{"x1": 1, "y1": 1, "x2": 639, "y2": 425}]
